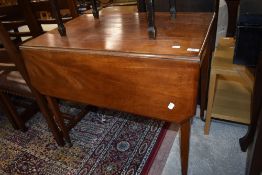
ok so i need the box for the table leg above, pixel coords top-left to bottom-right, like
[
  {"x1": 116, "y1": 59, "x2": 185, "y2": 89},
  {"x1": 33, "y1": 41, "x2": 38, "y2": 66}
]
[
  {"x1": 46, "y1": 96, "x2": 72, "y2": 147},
  {"x1": 180, "y1": 119, "x2": 191, "y2": 175},
  {"x1": 91, "y1": 0, "x2": 99, "y2": 19},
  {"x1": 200, "y1": 24, "x2": 214, "y2": 121},
  {"x1": 50, "y1": 0, "x2": 67, "y2": 36},
  {"x1": 145, "y1": 0, "x2": 156, "y2": 39},
  {"x1": 204, "y1": 72, "x2": 217, "y2": 135},
  {"x1": 200, "y1": 51, "x2": 209, "y2": 120},
  {"x1": 33, "y1": 90, "x2": 65, "y2": 146}
]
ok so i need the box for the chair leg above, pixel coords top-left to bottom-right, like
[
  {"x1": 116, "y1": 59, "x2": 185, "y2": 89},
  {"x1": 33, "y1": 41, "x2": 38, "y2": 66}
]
[
  {"x1": 200, "y1": 56, "x2": 209, "y2": 121},
  {"x1": 91, "y1": 0, "x2": 99, "y2": 19},
  {"x1": 46, "y1": 96, "x2": 72, "y2": 146},
  {"x1": 32, "y1": 90, "x2": 65, "y2": 146},
  {"x1": 0, "y1": 95, "x2": 19, "y2": 130},
  {"x1": 169, "y1": 0, "x2": 176, "y2": 19},
  {"x1": 0, "y1": 92, "x2": 27, "y2": 131},
  {"x1": 180, "y1": 119, "x2": 191, "y2": 175},
  {"x1": 49, "y1": 0, "x2": 67, "y2": 36},
  {"x1": 145, "y1": 0, "x2": 156, "y2": 39},
  {"x1": 204, "y1": 72, "x2": 217, "y2": 135}
]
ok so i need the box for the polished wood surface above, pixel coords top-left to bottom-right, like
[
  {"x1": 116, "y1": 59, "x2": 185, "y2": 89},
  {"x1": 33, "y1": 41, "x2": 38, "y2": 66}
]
[
  {"x1": 21, "y1": 12, "x2": 214, "y2": 123},
  {"x1": 22, "y1": 13, "x2": 213, "y2": 59}
]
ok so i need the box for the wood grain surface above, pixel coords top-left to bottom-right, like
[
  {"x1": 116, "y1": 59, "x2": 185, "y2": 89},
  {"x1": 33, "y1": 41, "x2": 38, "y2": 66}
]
[
  {"x1": 21, "y1": 12, "x2": 214, "y2": 123},
  {"x1": 22, "y1": 12, "x2": 214, "y2": 59}
]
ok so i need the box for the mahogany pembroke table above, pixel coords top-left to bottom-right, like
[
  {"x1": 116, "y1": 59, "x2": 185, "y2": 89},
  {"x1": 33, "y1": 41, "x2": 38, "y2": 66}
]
[{"x1": 20, "y1": 12, "x2": 214, "y2": 175}]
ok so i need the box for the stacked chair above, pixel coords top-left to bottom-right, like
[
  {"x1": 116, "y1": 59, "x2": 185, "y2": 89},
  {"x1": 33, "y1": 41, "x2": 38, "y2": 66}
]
[
  {"x1": 0, "y1": 0, "x2": 65, "y2": 146},
  {"x1": 0, "y1": 0, "x2": 96, "y2": 146}
]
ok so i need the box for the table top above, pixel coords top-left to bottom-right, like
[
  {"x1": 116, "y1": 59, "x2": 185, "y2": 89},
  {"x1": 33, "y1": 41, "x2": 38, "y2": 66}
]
[{"x1": 22, "y1": 12, "x2": 214, "y2": 61}]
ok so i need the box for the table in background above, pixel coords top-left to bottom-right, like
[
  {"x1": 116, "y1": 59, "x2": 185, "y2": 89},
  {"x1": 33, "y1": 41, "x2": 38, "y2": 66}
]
[{"x1": 21, "y1": 11, "x2": 214, "y2": 175}]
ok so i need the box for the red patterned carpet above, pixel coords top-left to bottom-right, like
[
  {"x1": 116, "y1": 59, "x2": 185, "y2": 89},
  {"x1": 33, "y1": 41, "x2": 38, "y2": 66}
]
[{"x1": 0, "y1": 108, "x2": 170, "y2": 175}]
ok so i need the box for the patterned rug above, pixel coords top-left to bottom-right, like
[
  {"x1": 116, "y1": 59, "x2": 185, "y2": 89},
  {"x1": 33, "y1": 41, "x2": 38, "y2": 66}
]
[{"x1": 0, "y1": 108, "x2": 168, "y2": 175}]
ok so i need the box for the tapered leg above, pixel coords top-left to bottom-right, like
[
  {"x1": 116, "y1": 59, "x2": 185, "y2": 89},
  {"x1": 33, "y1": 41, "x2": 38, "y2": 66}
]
[
  {"x1": 200, "y1": 55, "x2": 208, "y2": 120},
  {"x1": 0, "y1": 94, "x2": 19, "y2": 130},
  {"x1": 50, "y1": 0, "x2": 67, "y2": 36},
  {"x1": 145, "y1": 0, "x2": 156, "y2": 39},
  {"x1": 200, "y1": 25, "x2": 214, "y2": 121},
  {"x1": 46, "y1": 96, "x2": 72, "y2": 147},
  {"x1": 91, "y1": 0, "x2": 99, "y2": 19},
  {"x1": 0, "y1": 92, "x2": 27, "y2": 131},
  {"x1": 204, "y1": 72, "x2": 217, "y2": 135},
  {"x1": 180, "y1": 119, "x2": 191, "y2": 175},
  {"x1": 32, "y1": 90, "x2": 65, "y2": 146}
]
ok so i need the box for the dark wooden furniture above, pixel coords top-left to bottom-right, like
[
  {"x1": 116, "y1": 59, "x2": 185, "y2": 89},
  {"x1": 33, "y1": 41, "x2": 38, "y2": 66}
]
[
  {"x1": 239, "y1": 55, "x2": 262, "y2": 175},
  {"x1": 0, "y1": 22, "x2": 64, "y2": 146},
  {"x1": 225, "y1": 0, "x2": 240, "y2": 37},
  {"x1": 0, "y1": 1, "x2": 43, "y2": 131},
  {"x1": 20, "y1": 11, "x2": 214, "y2": 175},
  {"x1": 235, "y1": 1, "x2": 262, "y2": 174},
  {"x1": 0, "y1": 1, "x2": 88, "y2": 147},
  {"x1": 233, "y1": 0, "x2": 262, "y2": 66}
]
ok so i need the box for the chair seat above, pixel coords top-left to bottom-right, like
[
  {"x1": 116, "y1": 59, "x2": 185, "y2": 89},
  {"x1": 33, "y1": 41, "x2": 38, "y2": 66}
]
[{"x1": 0, "y1": 71, "x2": 32, "y2": 98}]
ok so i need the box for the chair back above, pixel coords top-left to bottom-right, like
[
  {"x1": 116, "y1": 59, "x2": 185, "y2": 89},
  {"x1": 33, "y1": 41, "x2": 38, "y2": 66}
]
[
  {"x1": 0, "y1": 0, "x2": 74, "y2": 69},
  {"x1": 30, "y1": 0, "x2": 78, "y2": 26},
  {"x1": 0, "y1": 1, "x2": 43, "y2": 40},
  {"x1": 0, "y1": 0, "x2": 43, "y2": 69},
  {"x1": 0, "y1": 21, "x2": 31, "y2": 85}
]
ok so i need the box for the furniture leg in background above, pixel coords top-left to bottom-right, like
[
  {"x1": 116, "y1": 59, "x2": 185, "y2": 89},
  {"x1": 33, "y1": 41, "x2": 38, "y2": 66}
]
[
  {"x1": 224, "y1": 0, "x2": 240, "y2": 37},
  {"x1": 169, "y1": 0, "x2": 176, "y2": 18},
  {"x1": 0, "y1": 94, "x2": 19, "y2": 129},
  {"x1": 145, "y1": 0, "x2": 156, "y2": 39},
  {"x1": 91, "y1": 0, "x2": 99, "y2": 18},
  {"x1": 50, "y1": 0, "x2": 67, "y2": 36},
  {"x1": 204, "y1": 72, "x2": 217, "y2": 134},
  {"x1": 200, "y1": 25, "x2": 215, "y2": 120},
  {"x1": 239, "y1": 54, "x2": 262, "y2": 175}
]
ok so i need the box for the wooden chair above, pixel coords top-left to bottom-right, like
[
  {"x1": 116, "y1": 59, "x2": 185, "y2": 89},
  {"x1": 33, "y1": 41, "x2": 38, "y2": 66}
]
[
  {"x1": 0, "y1": 1, "x2": 43, "y2": 131},
  {"x1": 0, "y1": 1, "x2": 73, "y2": 146}
]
